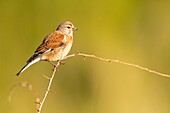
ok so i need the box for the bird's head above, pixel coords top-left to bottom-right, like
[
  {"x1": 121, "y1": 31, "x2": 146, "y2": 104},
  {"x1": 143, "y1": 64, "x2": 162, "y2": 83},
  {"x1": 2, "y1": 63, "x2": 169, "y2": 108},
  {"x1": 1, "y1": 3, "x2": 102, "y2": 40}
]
[{"x1": 57, "y1": 21, "x2": 78, "y2": 36}]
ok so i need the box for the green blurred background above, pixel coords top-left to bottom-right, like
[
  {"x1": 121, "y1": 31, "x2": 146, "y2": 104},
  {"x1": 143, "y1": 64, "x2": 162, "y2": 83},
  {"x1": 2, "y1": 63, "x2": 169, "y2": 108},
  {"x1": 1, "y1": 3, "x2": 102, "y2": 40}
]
[{"x1": 1, "y1": 0, "x2": 170, "y2": 113}]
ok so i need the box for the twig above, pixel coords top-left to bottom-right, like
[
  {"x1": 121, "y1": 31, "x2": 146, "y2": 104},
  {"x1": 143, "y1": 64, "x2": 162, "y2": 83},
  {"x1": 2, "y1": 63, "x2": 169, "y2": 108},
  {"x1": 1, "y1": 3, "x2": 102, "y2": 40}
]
[
  {"x1": 65, "y1": 52, "x2": 170, "y2": 78},
  {"x1": 37, "y1": 61, "x2": 60, "y2": 113},
  {"x1": 7, "y1": 81, "x2": 40, "y2": 109},
  {"x1": 42, "y1": 74, "x2": 51, "y2": 80}
]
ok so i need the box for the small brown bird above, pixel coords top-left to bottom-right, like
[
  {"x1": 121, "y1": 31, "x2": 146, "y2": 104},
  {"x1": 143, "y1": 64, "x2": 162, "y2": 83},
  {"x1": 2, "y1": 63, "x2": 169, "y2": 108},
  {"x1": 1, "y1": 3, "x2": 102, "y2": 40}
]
[{"x1": 16, "y1": 21, "x2": 77, "y2": 76}]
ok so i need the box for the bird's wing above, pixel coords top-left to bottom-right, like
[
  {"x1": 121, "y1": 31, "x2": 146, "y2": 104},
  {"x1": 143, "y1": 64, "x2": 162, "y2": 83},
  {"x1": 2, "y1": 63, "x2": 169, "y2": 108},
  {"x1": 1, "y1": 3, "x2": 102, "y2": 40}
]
[{"x1": 27, "y1": 31, "x2": 64, "y2": 63}]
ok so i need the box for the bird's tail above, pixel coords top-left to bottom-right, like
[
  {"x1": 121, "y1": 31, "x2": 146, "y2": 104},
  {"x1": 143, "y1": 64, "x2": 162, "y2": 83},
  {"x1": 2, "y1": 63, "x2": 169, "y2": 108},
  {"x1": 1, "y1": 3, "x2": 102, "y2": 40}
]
[{"x1": 16, "y1": 58, "x2": 40, "y2": 76}]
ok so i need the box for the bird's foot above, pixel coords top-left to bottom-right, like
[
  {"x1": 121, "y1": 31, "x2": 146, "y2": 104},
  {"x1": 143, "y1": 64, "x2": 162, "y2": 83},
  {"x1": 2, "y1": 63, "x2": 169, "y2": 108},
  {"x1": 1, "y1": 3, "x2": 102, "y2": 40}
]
[{"x1": 58, "y1": 60, "x2": 65, "y2": 65}]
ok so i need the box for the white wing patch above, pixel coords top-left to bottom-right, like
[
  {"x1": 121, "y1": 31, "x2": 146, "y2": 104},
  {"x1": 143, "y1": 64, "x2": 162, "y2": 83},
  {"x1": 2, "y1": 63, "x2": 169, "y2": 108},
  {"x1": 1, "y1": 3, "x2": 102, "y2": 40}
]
[{"x1": 42, "y1": 49, "x2": 52, "y2": 55}]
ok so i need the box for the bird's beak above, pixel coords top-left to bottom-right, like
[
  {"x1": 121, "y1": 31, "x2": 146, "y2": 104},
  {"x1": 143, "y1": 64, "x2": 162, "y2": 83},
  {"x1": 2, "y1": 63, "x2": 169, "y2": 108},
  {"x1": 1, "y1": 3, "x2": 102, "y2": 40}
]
[{"x1": 72, "y1": 27, "x2": 78, "y2": 31}]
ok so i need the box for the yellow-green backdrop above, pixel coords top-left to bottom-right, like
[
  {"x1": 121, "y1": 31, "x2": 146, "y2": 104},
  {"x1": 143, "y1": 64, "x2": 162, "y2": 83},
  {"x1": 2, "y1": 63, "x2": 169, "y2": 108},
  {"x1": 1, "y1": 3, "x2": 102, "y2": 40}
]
[{"x1": 1, "y1": 0, "x2": 170, "y2": 113}]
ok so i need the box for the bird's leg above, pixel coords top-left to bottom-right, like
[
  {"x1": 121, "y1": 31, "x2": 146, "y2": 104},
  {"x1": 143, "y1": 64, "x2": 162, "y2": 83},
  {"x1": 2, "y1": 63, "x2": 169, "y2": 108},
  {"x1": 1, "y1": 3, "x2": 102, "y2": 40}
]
[
  {"x1": 47, "y1": 61, "x2": 59, "y2": 72},
  {"x1": 47, "y1": 60, "x2": 65, "y2": 71},
  {"x1": 47, "y1": 61, "x2": 57, "y2": 67}
]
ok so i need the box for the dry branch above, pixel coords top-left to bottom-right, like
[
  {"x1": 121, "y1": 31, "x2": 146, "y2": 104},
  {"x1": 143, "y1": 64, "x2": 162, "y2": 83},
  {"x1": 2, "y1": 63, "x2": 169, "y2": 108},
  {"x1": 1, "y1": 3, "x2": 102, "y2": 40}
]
[
  {"x1": 37, "y1": 52, "x2": 170, "y2": 112},
  {"x1": 65, "y1": 52, "x2": 170, "y2": 78},
  {"x1": 35, "y1": 52, "x2": 170, "y2": 113},
  {"x1": 10, "y1": 52, "x2": 170, "y2": 113}
]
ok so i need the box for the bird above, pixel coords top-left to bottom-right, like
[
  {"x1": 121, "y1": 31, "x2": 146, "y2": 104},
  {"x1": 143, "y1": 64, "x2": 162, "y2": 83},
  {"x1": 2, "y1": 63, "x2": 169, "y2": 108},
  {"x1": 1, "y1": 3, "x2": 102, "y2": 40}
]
[{"x1": 16, "y1": 21, "x2": 77, "y2": 76}]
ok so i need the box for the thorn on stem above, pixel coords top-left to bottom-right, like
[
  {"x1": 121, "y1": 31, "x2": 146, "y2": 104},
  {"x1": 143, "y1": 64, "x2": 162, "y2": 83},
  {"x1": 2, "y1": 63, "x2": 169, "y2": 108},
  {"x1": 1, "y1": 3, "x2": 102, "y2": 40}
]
[
  {"x1": 83, "y1": 55, "x2": 86, "y2": 60},
  {"x1": 37, "y1": 109, "x2": 40, "y2": 112},
  {"x1": 46, "y1": 89, "x2": 56, "y2": 94},
  {"x1": 35, "y1": 101, "x2": 41, "y2": 105},
  {"x1": 42, "y1": 74, "x2": 51, "y2": 80},
  {"x1": 52, "y1": 68, "x2": 59, "y2": 71},
  {"x1": 76, "y1": 50, "x2": 80, "y2": 55}
]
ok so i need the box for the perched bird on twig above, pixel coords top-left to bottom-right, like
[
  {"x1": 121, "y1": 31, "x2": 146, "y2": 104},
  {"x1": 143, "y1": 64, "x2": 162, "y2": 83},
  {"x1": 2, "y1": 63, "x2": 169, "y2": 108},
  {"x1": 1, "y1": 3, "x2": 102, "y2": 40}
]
[{"x1": 16, "y1": 21, "x2": 77, "y2": 76}]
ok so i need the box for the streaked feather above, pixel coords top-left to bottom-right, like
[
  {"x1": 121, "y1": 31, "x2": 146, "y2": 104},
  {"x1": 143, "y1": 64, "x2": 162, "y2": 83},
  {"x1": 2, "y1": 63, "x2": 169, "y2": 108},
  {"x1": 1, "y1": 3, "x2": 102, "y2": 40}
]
[{"x1": 27, "y1": 31, "x2": 64, "y2": 63}]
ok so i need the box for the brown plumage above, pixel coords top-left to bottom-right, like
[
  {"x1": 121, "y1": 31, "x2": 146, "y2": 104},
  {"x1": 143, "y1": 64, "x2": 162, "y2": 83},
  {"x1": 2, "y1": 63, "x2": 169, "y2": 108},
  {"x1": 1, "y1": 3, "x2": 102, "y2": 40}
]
[
  {"x1": 27, "y1": 31, "x2": 65, "y2": 63},
  {"x1": 16, "y1": 21, "x2": 77, "y2": 76}
]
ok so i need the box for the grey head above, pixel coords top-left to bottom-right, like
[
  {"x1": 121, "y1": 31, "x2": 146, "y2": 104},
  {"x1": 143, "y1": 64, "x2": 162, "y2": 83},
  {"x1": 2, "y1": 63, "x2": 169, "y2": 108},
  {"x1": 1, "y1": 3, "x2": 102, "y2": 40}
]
[{"x1": 56, "y1": 21, "x2": 78, "y2": 36}]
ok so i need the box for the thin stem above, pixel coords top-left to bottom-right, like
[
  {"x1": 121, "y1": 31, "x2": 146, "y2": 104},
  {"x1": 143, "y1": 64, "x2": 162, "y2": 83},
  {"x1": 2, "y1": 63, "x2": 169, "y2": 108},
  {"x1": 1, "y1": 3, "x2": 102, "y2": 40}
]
[
  {"x1": 37, "y1": 61, "x2": 60, "y2": 113},
  {"x1": 65, "y1": 52, "x2": 170, "y2": 78}
]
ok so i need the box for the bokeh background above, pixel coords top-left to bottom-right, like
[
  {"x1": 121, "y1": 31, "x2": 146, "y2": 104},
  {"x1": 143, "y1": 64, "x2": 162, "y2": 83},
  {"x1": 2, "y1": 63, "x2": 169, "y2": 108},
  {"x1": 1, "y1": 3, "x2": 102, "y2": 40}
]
[{"x1": 1, "y1": 0, "x2": 170, "y2": 113}]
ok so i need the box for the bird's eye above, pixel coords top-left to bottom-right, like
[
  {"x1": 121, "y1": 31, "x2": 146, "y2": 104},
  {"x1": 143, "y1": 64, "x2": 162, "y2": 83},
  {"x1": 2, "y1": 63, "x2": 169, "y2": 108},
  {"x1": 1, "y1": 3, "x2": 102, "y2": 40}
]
[{"x1": 67, "y1": 26, "x2": 71, "y2": 29}]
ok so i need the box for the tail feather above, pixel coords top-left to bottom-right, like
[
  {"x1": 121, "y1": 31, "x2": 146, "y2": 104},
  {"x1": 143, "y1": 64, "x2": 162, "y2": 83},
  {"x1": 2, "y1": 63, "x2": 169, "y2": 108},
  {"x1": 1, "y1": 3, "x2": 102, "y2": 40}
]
[{"x1": 16, "y1": 58, "x2": 40, "y2": 76}]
